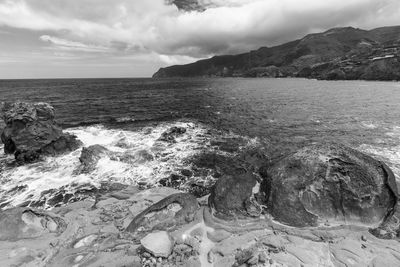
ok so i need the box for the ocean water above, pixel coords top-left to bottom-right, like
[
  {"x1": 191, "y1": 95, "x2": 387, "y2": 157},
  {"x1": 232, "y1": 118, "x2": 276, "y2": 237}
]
[{"x1": 1, "y1": 78, "x2": 400, "y2": 209}]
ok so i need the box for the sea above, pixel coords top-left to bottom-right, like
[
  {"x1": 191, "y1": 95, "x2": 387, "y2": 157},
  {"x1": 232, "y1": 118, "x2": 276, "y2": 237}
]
[{"x1": 1, "y1": 78, "x2": 400, "y2": 209}]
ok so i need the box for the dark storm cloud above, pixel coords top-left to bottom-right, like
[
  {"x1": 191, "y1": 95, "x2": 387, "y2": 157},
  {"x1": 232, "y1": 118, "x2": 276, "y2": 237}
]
[{"x1": 0, "y1": 0, "x2": 400, "y2": 78}]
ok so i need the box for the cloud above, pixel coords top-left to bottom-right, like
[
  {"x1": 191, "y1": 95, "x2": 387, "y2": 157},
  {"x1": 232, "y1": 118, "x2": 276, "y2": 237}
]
[
  {"x1": 0, "y1": 0, "x2": 400, "y2": 77},
  {"x1": 40, "y1": 35, "x2": 109, "y2": 52}
]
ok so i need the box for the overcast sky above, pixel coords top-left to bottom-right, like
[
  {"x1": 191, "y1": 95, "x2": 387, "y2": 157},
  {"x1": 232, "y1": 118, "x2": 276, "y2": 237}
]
[{"x1": 0, "y1": 0, "x2": 400, "y2": 79}]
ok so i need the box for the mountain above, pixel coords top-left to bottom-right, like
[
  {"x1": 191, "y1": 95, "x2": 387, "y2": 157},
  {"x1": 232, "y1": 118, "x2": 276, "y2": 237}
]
[{"x1": 153, "y1": 26, "x2": 400, "y2": 81}]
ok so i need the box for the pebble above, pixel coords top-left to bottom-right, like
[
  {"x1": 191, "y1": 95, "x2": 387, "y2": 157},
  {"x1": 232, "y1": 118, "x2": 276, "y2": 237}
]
[
  {"x1": 247, "y1": 255, "x2": 259, "y2": 265},
  {"x1": 258, "y1": 252, "x2": 268, "y2": 263}
]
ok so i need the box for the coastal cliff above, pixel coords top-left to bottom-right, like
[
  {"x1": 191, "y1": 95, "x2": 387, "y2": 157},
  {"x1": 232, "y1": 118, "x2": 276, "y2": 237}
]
[{"x1": 153, "y1": 26, "x2": 400, "y2": 81}]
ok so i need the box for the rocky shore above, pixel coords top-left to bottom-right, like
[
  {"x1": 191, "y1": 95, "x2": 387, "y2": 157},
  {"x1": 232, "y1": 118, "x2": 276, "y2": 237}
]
[{"x1": 1, "y1": 102, "x2": 400, "y2": 267}]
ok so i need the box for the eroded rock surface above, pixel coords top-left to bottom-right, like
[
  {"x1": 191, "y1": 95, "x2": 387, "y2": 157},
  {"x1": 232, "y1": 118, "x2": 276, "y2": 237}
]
[
  {"x1": 261, "y1": 143, "x2": 398, "y2": 230},
  {"x1": 1, "y1": 186, "x2": 400, "y2": 267},
  {"x1": 126, "y1": 193, "x2": 199, "y2": 233},
  {"x1": 1, "y1": 102, "x2": 81, "y2": 163},
  {"x1": 209, "y1": 172, "x2": 261, "y2": 219}
]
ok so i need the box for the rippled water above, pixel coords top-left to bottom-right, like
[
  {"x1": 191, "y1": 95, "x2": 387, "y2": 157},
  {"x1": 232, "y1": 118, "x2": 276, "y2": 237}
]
[{"x1": 1, "y1": 78, "x2": 400, "y2": 208}]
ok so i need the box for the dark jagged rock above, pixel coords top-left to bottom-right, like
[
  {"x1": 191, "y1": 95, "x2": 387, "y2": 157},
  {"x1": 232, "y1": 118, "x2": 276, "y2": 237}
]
[
  {"x1": 209, "y1": 172, "x2": 261, "y2": 219},
  {"x1": 79, "y1": 144, "x2": 112, "y2": 173},
  {"x1": 126, "y1": 193, "x2": 199, "y2": 233},
  {"x1": 158, "y1": 126, "x2": 186, "y2": 142},
  {"x1": 260, "y1": 143, "x2": 398, "y2": 229},
  {"x1": 1, "y1": 102, "x2": 82, "y2": 163}
]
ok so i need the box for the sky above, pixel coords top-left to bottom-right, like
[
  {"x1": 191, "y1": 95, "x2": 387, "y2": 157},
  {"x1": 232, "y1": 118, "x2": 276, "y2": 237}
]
[{"x1": 0, "y1": 0, "x2": 400, "y2": 79}]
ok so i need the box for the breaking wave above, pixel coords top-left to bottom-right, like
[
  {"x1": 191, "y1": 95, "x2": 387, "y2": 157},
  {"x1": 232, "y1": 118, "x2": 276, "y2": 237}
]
[
  {"x1": 0, "y1": 120, "x2": 260, "y2": 209},
  {"x1": 0, "y1": 121, "x2": 212, "y2": 209}
]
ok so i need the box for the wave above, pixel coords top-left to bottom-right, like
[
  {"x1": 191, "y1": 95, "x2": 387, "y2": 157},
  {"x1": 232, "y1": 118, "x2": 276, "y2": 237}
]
[{"x1": 0, "y1": 121, "x2": 216, "y2": 209}]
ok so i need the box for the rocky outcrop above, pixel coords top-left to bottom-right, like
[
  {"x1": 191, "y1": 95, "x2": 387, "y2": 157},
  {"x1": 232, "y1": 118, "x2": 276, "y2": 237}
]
[
  {"x1": 260, "y1": 143, "x2": 398, "y2": 230},
  {"x1": 1, "y1": 102, "x2": 81, "y2": 163},
  {"x1": 158, "y1": 126, "x2": 187, "y2": 142},
  {"x1": 126, "y1": 193, "x2": 199, "y2": 233},
  {"x1": 79, "y1": 144, "x2": 112, "y2": 173}
]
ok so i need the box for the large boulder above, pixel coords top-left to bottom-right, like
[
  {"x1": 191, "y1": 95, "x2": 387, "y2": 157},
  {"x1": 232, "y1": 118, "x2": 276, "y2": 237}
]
[
  {"x1": 1, "y1": 102, "x2": 81, "y2": 163},
  {"x1": 260, "y1": 143, "x2": 398, "y2": 228},
  {"x1": 209, "y1": 172, "x2": 261, "y2": 219}
]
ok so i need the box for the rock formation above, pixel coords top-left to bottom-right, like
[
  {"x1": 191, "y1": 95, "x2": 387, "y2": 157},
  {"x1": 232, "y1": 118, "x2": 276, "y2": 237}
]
[
  {"x1": 126, "y1": 193, "x2": 199, "y2": 233},
  {"x1": 209, "y1": 172, "x2": 261, "y2": 219},
  {"x1": 79, "y1": 144, "x2": 112, "y2": 173},
  {"x1": 1, "y1": 102, "x2": 81, "y2": 163},
  {"x1": 158, "y1": 126, "x2": 187, "y2": 142},
  {"x1": 259, "y1": 143, "x2": 398, "y2": 230},
  {"x1": 2, "y1": 186, "x2": 400, "y2": 267}
]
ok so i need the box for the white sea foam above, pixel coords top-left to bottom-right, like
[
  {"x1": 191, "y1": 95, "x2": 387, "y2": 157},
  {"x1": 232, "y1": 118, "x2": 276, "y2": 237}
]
[
  {"x1": 360, "y1": 121, "x2": 378, "y2": 129},
  {"x1": 359, "y1": 126, "x2": 400, "y2": 181},
  {"x1": 0, "y1": 121, "x2": 212, "y2": 209}
]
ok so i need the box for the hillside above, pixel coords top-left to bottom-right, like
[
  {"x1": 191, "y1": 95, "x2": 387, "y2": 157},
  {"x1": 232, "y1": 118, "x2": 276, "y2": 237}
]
[{"x1": 153, "y1": 26, "x2": 400, "y2": 80}]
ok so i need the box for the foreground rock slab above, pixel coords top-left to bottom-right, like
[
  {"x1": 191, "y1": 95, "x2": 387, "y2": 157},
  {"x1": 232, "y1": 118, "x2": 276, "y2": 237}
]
[{"x1": 0, "y1": 186, "x2": 400, "y2": 267}]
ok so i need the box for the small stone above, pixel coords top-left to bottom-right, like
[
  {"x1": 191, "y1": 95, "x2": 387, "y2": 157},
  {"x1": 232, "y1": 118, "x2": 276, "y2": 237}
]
[
  {"x1": 247, "y1": 255, "x2": 259, "y2": 265},
  {"x1": 361, "y1": 235, "x2": 367, "y2": 242},
  {"x1": 140, "y1": 231, "x2": 174, "y2": 258},
  {"x1": 143, "y1": 252, "x2": 151, "y2": 258},
  {"x1": 258, "y1": 252, "x2": 267, "y2": 263},
  {"x1": 207, "y1": 229, "x2": 232, "y2": 243},
  {"x1": 73, "y1": 234, "x2": 98, "y2": 248},
  {"x1": 208, "y1": 251, "x2": 214, "y2": 263},
  {"x1": 269, "y1": 259, "x2": 274, "y2": 264}
]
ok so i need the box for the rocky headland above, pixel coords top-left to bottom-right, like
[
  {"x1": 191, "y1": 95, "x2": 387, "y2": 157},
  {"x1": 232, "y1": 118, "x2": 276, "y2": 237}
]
[
  {"x1": 153, "y1": 26, "x2": 400, "y2": 81},
  {"x1": 1, "y1": 102, "x2": 400, "y2": 267}
]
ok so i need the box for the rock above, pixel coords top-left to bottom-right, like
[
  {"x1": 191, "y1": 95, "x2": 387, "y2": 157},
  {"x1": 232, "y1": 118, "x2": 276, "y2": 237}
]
[
  {"x1": 1, "y1": 102, "x2": 81, "y2": 163},
  {"x1": 158, "y1": 126, "x2": 186, "y2": 142},
  {"x1": 126, "y1": 193, "x2": 199, "y2": 233},
  {"x1": 0, "y1": 208, "x2": 66, "y2": 241},
  {"x1": 79, "y1": 144, "x2": 112, "y2": 172},
  {"x1": 261, "y1": 143, "x2": 398, "y2": 228},
  {"x1": 258, "y1": 252, "x2": 268, "y2": 263},
  {"x1": 235, "y1": 249, "x2": 255, "y2": 266},
  {"x1": 209, "y1": 172, "x2": 260, "y2": 219},
  {"x1": 207, "y1": 229, "x2": 232, "y2": 243}
]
